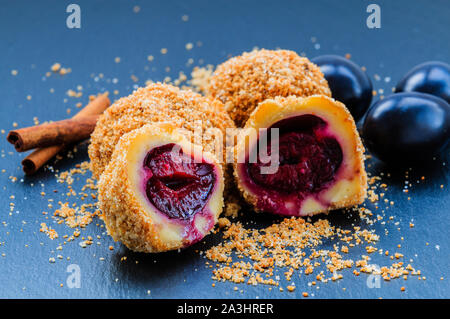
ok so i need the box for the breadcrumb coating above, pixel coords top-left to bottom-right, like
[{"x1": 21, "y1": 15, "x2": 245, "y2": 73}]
[
  {"x1": 89, "y1": 83, "x2": 235, "y2": 179},
  {"x1": 207, "y1": 49, "x2": 331, "y2": 126}
]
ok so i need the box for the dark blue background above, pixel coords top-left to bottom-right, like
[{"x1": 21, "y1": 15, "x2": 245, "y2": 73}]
[{"x1": 0, "y1": 0, "x2": 448, "y2": 298}]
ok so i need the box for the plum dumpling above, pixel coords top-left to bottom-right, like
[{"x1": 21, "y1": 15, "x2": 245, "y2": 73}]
[
  {"x1": 234, "y1": 95, "x2": 367, "y2": 217},
  {"x1": 98, "y1": 124, "x2": 224, "y2": 253}
]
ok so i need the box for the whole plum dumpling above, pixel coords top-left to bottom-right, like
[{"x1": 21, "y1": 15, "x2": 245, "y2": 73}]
[
  {"x1": 234, "y1": 95, "x2": 367, "y2": 216},
  {"x1": 207, "y1": 49, "x2": 331, "y2": 127},
  {"x1": 98, "y1": 124, "x2": 224, "y2": 253}
]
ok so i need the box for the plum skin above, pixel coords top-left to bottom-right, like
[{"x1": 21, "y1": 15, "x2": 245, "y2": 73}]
[
  {"x1": 362, "y1": 92, "x2": 450, "y2": 163},
  {"x1": 395, "y1": 61, "x2": 450, "y2": 104},
  {"x1": 312, "y1": 55, "x2": 373, "y2": 121}
]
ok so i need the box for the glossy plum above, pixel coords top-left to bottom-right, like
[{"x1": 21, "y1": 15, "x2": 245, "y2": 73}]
[
  {"x1": 395, "y1": 61, "x2": 450, "y2": 104},
  {"x1": 312, "y1": 55, "x2": 373, "y2": 120},
  {"x1": 362, "y1": 92, "x2": 450, "y2": 163}
]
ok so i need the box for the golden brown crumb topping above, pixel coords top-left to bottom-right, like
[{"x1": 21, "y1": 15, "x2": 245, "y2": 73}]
[
  {"x1": 207, "y1": 49, "x2": 331, "y2": 126},
  {"x1": 89, "y1": 83, "x2": 235, "y2": 179}
]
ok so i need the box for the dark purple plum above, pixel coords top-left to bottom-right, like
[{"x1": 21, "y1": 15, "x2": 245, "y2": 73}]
[
  {"x1": 362, "y1": 92, "x2": 450, "y2": 163},
  {"x1": 312, "y1": 55, "x2": 373, "y2": 120},
  {"x1": 395, "y1": 61, "x2": 450, "y2": 104}
]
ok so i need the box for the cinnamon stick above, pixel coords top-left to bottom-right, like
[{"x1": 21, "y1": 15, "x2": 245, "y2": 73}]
[
  {"x1": 8, "y1": 115, "x2": 99, "y2": 152},
  {"x1": 22, "y1": 145, "x2": 65, "y2": 175},
  {"x1": 20, "y1": 93, "x2": 110, "y2": 175}
]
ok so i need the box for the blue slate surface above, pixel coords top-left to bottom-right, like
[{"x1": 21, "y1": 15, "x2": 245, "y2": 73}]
[{"x1": 0, "y1": 0, "x2": 448, "y2": 299}]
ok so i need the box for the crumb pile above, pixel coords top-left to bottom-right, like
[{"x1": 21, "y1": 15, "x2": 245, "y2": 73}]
[
  {"x1": 187, "y1": 65, "x2": 215, "y2": 93},
  {"x1": 206, "y1": 214, "x2": 420, "y2": 288},
  {"x1": 204, "y1": 169, "x2": 423, "y2": 292},
  {"x1": 207, "y1": 49, "x2": 331, "y2": 126}
]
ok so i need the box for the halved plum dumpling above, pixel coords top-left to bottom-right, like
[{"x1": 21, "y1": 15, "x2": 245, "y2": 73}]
[
  {"x1": 98, "y1": 123, "x2": 224, "y2": 253},
  {"x1": 234, "y1": 95, "x2": 367, "y2": 216}
]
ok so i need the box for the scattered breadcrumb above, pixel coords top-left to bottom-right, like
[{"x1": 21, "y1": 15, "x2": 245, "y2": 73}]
[
  {"x1": 40, "y1": 223, "x2": 58, "y2": 240},
  {"x1": 67, "y1": 89, "x2": 82, "y2": 98},
  {"x1": 185, "y1": 42, "x2": 194, "y2": 51},
  {"x1": 206, "y1": 165, "x2": 422, "y2": 290},
  {"x1": 51, "y1": 63, "x2": 61, "y2": 72}
]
